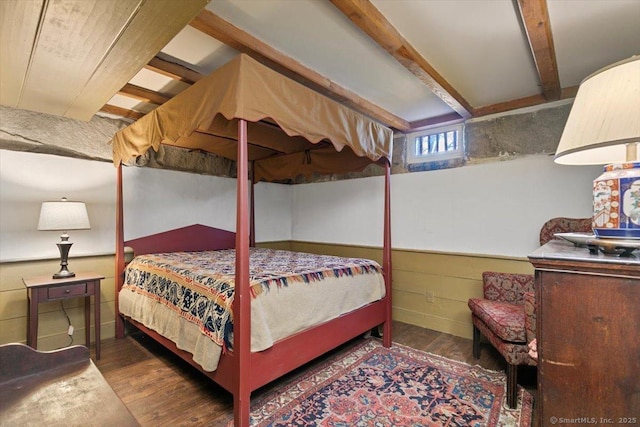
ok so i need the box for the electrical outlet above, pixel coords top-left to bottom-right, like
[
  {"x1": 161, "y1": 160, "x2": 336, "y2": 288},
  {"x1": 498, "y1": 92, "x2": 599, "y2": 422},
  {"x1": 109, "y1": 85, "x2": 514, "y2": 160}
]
[
  {"x1": 426, "y1": 291, "x2": 435, "y2": 303},
  {"x1": 68, "y1": 325, "x2": 74, "y2": 336}
]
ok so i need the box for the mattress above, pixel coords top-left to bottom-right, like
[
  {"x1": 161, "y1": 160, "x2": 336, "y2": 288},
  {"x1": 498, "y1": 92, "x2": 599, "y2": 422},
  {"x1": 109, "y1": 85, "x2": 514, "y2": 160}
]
[{"x1": 118, "y1": 248, "x2": 385, "y2": 371}]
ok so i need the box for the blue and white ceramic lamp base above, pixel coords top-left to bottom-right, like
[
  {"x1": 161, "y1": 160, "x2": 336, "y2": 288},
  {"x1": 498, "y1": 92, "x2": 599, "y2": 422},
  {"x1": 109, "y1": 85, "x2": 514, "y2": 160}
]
[{"x1": 593, "y1": 162, "x2": 640, "y2": 239}]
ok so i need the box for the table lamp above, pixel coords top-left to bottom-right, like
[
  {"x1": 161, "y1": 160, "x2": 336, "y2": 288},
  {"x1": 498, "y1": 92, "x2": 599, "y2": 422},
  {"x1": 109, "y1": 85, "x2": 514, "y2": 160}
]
[
  {"x1": 38, "y1": 197, "x2": 91, "y2": 278},
  {"x1": 555, "y1": 56, "x2": 640, "y2": 239}
]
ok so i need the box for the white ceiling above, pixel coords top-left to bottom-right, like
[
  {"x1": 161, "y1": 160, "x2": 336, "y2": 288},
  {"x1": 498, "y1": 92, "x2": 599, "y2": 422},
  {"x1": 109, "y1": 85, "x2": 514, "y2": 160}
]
[{"x1": 2, "y1": 0, "x2": 639, "y2": 133}]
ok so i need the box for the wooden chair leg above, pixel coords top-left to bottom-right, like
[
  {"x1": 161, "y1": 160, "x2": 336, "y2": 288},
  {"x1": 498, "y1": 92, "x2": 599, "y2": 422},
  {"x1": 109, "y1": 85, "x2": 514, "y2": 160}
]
[
  {"x1": 506, "y1": 363, "x2": 518, "y2": 409},
  {"x1": 472, "y1": 324, "x2": 481, "y2": 359}
]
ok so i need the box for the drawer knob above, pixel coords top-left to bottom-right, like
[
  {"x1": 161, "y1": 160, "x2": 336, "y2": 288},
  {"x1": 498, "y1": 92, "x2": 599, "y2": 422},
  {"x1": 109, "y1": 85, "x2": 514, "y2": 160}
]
[{"x1": 65, "y1": 289, "x2": 71, "y2": 293}]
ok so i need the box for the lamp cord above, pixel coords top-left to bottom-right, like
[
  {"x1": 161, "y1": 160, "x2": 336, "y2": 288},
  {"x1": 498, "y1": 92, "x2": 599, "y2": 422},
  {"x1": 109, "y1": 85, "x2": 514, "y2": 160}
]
[{"x1": 60, "y1": 300, "x2": 73, "y2": 347}]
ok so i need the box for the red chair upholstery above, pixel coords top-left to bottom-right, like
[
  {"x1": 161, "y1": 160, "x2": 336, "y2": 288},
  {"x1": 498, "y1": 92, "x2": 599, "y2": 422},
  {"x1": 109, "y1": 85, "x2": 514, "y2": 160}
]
[
  {"x1": 523, "y1": 291, "x2": 536, "y2": 360},
  {"x1": 538, "y1": 217, "x2": 592, "y2": 247},
  {"x1": 468, "y1": 272, "x2": 536, "y2": 408},
  {"x1": 468, "y1": 217, "x2": 591, "y2": 408}
]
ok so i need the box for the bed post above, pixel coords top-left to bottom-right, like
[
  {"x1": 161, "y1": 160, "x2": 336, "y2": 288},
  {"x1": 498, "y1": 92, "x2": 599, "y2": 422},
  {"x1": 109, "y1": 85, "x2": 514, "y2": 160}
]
[
  {"x1": 250, "y1": 161, "x2": 256, "y2": 248},
  {"x1": 234, "y1": 119, "x2": 251, "y2": 427},
  {"x1": 382, "y1": 160, "x2": 392, "y2": 347},
  {"x1": 115, "y1": 163, "x2": 125, "y2": 339}
]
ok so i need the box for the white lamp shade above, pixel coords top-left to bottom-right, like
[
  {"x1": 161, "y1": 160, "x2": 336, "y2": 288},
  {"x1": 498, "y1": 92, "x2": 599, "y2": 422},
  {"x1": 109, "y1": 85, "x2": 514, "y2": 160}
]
[
  {"x1": 555, "y1": 56, "x2": 640, "y2": 165},
  {"x1": 37, "y1": 199, "x2": 91, "y2": 231}
]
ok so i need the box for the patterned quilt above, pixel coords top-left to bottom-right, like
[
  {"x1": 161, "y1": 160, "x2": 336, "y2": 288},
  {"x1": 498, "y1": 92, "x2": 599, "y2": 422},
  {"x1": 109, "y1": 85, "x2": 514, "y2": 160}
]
[{"x1": 122, "y1": 248, "x2": 382, "y2": 350}]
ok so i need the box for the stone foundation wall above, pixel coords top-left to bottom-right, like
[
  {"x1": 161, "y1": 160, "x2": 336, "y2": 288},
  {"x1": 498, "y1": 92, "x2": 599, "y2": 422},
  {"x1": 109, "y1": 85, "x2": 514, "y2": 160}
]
[{"x1": 0, "y1": 102, "x2": 573, "y2": 182}]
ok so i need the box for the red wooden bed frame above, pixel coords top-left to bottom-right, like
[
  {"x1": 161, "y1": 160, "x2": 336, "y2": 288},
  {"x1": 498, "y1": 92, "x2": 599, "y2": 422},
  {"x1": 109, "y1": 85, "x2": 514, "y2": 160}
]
[{"x1": 114, "y1": 120, "x2": 392, "y2": 427}]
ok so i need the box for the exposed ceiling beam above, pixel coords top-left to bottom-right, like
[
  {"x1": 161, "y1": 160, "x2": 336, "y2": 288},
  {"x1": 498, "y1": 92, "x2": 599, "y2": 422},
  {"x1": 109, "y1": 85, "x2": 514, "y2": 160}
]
[
  {"x1": 103, "y1": 59, "x2": 200, "y2": 122},
  {"x1": 409, "y1": 113, "x2": 463, "y2": 131},
  {"x1": 189, "y1": 9, "x2": 411, "y2": 132},
  {"x1": 110, "y1": 56, "x2": 578, "y2": 127},
  {"x1": 99, "y1": 104, "x2": 145, "y2": 120},
  {"x1": 329, "y1": 0, "x2": 473, "y2": 119},
  {"x1": 474, "y1": 93, "x2": 548, "y2": 117},
  {"x1": 144, "y1": 56, "x2": 203, "y2": 84},
  {"x1": 118, "y1": 83, "x2": 170, "y2": 105},
  {"x1": 516, "y1": 0, "x2": 561, "y2": 100},
  {"x1": 108, "y1": 2, "x2": 577, "y2": 128},
  {"x1": 560, "y1": 85, "x2": 579, "y2": 99},
  {"x1": 473, "y1": 84, "x2": 577, "y2": 117}
]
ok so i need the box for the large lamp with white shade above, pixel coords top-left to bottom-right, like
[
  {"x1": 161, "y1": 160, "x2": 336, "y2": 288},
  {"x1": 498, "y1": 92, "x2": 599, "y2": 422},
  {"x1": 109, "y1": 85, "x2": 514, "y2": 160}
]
[
  {"x1": 555, "y1": 56, "x2": 640, "y2": 240},
  {"x1": 38, "y1": 197, "x2": 91, "y2": 279}
]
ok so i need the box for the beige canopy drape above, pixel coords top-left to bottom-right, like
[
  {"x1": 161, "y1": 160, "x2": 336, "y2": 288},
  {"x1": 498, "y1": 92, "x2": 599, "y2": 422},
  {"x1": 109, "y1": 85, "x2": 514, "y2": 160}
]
[
  {"x1": 110, "y1": 54, "x2": 393, "y2": 182},
  {"x1": 112, "y1": 55, "x2": 395, "y2": 427}
]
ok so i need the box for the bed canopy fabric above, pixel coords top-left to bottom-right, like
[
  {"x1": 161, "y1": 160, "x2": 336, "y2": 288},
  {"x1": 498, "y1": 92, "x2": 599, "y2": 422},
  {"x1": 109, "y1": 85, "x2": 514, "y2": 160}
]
[
  {"x1": 110, "y1": 54, "x2": 393, "y2": 182},
  {"x1": 112, "y1": 53, "x2": 394, "y2": 427}
]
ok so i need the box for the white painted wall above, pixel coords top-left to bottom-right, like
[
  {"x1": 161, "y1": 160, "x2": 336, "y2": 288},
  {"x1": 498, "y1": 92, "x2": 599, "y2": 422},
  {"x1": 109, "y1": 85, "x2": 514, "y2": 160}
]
[
  {"x1": 292, "y1": 175, "x2": 386, "y2": 247},
  {"x1": 293, "y1": 155, "x2": 602, "y2": 257},
  {"x1": 0, "y1": 150, "x2": 292, "y2": 261},
  {"x1": 121, "y1": 166, "x2": 238, "y2": 240},
  {"x1": 1, "y1": 151, "x2": 116, "y2": 261},
  {"x1": 1, "y1": 150, "x2": 602, "y2": 261}
]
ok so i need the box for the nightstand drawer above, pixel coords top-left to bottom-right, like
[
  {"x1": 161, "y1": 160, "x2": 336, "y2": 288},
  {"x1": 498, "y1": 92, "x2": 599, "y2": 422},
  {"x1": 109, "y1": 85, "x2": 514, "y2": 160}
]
[{"x1": 48, "y1": 283, "x2": 87, "y2": 299}]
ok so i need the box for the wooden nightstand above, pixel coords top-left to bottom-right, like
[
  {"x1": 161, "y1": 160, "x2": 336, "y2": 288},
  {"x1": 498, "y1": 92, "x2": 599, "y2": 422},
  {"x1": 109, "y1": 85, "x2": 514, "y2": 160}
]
[{"x1": 22, "y1": 272, "x2": 104, "y2": 359}]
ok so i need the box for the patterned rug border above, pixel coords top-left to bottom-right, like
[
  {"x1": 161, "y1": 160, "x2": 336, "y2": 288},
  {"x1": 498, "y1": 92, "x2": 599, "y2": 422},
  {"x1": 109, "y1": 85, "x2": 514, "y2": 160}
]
[{"x1": 240, "y1": 338, "x2": 533, "y2": 427}]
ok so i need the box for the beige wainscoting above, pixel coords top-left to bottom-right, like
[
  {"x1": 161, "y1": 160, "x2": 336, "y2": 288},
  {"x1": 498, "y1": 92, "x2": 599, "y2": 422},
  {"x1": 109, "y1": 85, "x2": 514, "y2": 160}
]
[
  {"x1": 0, "y1": 242, "x2": 533, "y2": 348},
  {"x1": 285, "y1": 241, "x2": 534, "y2": 340},
  {"x1": 0, "y1": 255, "x2": 115, "y2": 350}
]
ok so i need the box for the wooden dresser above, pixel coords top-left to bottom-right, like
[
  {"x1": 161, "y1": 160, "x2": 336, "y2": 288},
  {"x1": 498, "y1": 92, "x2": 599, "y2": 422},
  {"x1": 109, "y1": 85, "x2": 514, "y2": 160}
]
[{"x1": 529, "y1": 240, "x2": 639, "y2": 425}]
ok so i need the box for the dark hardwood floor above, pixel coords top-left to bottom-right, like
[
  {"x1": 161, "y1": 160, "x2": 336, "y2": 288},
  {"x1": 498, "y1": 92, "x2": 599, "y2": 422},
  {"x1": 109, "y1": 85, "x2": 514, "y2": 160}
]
[{"x1": 94, "y1": 321, "x2": 536, "y2": 426}]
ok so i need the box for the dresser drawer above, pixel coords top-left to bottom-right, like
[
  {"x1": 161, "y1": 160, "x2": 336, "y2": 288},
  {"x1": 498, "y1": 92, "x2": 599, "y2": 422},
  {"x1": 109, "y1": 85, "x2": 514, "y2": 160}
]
[{"x1": 48, "y1": 283, "x2": 87, "y2": 299}]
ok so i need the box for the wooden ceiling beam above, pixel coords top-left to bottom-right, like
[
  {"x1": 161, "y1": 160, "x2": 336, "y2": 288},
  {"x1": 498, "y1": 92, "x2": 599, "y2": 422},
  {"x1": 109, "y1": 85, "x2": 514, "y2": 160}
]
[
  {"x1": 144, "y1": 56, "x2": 203, "y2": 84},
  {"x1": 473, "y1": 84, "x2": 577, "y2": 117},
  {"x1": 560, "y1": 85, "x2": 579, "y2": 99},
  {"x1": 516, "y1": 0, "x2": 561, "y2": 100},
  {"x1": 474, "y1": 93, "x2": 547, "y2": 117},
  {"x1": 189, "y1": 9, "x2": 411, "y2": 132},
  {"x1": 99, "y1": 104, "x2": 145, "y2": 120},
  {"x1": 107, "y1": 2, "x2": 575, "y2": 129},
  {"x1": 329, "y1": 0, "x2": 473, "y2": 119},
  {"x1": 118, "y1": 83, "x2": 170, "y2": 105},
  {"x1": 409, "y1": 113, "x2": 463, "y2": 131}
]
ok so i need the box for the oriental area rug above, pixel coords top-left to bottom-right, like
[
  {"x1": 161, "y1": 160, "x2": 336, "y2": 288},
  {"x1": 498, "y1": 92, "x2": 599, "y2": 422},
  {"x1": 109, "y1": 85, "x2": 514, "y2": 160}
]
[{"x1": 231, "y1": 338, "x2": 533, "y2": 427}]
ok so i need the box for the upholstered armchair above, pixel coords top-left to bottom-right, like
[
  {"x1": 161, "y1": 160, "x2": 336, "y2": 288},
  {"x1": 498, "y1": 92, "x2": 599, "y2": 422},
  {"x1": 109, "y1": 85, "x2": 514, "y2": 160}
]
[
  {"x1": 468, "y1": 272, "x2": 536, "y2": 408},
  {"x1": 468, "y1": 217, "x2": 591, "y2": 408},
  {"x1": 538, "y1": 216, "x2": 591, "y2": 247},
  {"x1": 523, "y1": 291, "x2": 536, "y2": 360}
]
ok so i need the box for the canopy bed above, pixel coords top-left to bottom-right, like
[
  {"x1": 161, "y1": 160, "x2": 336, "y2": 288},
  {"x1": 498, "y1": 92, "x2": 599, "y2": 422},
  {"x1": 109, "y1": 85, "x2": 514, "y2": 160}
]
[{"x1": 110, "y1": 54, "x2": 393, "y2": 427}]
